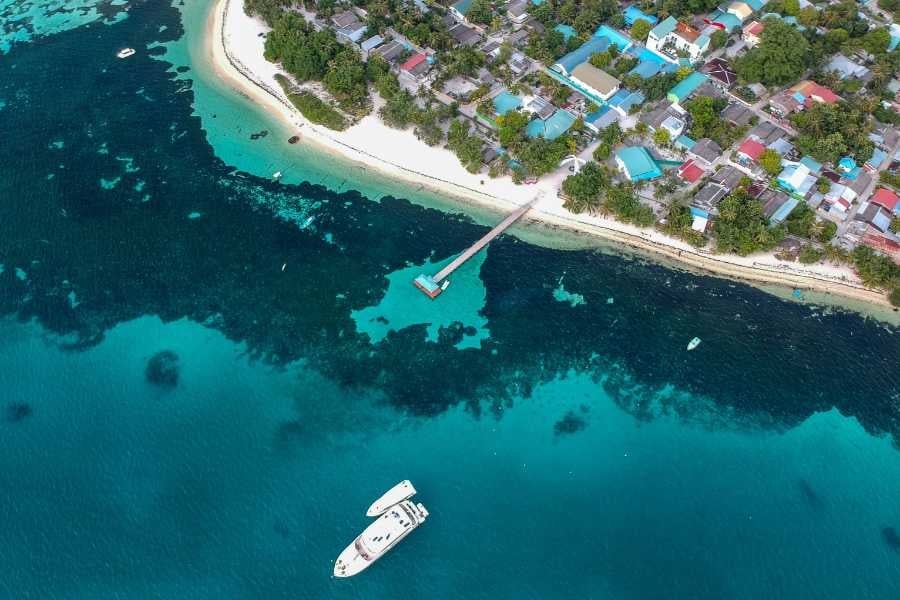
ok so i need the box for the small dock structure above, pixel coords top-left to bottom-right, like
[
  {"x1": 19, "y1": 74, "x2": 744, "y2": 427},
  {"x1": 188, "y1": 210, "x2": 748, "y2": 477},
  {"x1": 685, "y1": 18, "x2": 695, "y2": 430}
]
[{"x1": 414, "y1": 197, "x2": 537, "y2": 298}]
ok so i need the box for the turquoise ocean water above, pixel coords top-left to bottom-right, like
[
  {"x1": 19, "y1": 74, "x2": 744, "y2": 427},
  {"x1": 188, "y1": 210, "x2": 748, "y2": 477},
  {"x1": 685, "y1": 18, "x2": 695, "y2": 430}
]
[{"x1": 1, "y1": 1, "x2": 899, "y2": 598}]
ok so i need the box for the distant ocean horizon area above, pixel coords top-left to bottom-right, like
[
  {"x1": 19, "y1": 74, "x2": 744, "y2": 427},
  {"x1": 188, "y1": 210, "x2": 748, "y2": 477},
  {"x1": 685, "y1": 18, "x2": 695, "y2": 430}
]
[{"x1": 0, "y1": 1, "x2": 898, "y2": 599}]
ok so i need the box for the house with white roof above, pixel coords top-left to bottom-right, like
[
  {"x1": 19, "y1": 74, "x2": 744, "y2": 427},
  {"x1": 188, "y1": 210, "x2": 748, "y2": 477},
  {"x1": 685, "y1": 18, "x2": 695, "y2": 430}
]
[{"x1": 646, "y1": 17, "x2": 710, "y2": 63}]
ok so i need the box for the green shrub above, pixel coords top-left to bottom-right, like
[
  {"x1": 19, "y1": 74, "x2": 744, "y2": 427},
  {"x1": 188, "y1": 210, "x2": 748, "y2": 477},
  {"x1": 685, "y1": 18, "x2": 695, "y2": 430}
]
[{"x1": 287, "y1": 91, "x2": 347, "y2": 131}]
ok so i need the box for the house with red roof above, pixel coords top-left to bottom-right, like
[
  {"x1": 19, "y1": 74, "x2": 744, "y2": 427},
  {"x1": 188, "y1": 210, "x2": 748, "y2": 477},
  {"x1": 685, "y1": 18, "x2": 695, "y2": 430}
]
[
  {"x1": 400, "y1": 53, "x2": 431, "y2": 83},
  {"x1": 769, "y1": 80, "x2": 839, "y2": 116},
  {"x1": 742, "y1": 20, "x2": 764, "y2": 47},
  {"x1": 737, "y1": 138, "x2": 766, "y2": 163},
  {"x1": 678, "y1": 159, "x2": 705, "y2": 183},
  {"x1": 871, "y1": 187, "x2": 900, "y2": 214}
]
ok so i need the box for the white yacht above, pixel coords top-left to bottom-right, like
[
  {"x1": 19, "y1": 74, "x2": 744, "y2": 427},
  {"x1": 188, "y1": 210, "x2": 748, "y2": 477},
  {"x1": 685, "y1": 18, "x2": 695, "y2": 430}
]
[
  {"x1": 116, "y1": 48, "x2": 136, "y2": 59},
  {"x1": 334, "y1": 483, "x2": 428, "y2": 578}
]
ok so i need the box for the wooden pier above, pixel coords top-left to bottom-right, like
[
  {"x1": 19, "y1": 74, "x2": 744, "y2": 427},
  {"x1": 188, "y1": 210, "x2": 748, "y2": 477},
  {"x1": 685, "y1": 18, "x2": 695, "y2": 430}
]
[{"x1": 414, "y1": 197, "x2": 537, "y2": 299}]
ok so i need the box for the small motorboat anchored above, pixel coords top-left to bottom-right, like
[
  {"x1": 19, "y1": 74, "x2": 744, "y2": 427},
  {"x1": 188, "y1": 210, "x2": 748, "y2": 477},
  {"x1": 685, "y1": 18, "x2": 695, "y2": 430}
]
[
  {"x1": 116, "y1": 48, "x2": 136, "y2": 59},
  {"x1": 334, "y1": 481, "x2": 428, "y2": 578},
  {"x1": 272, "y1": 171, "x2": 282, "y2": 179},
  {"x1": 367, "y1": 480, "x2": 416, "y2": 517},
  {"x1": 687, "y1": 337, "x2": 701, "y2": 351}
]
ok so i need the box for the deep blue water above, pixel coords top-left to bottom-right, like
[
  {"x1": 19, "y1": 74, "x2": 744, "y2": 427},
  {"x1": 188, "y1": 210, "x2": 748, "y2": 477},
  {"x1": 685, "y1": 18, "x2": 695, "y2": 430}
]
[{"x1": 1, "y1": 1, "x2": 900, "y2": 598}]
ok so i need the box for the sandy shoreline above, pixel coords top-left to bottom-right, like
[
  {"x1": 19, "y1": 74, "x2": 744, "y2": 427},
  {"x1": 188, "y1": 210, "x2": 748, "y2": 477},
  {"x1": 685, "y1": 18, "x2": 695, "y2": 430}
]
[{"x1": 207, "y1": 0, "x2": 896, "y2": 312}]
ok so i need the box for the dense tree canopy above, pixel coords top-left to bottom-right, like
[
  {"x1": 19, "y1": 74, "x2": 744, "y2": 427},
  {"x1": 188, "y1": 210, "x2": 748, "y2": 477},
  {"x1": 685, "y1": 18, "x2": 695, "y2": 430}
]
[
  {"x1": 447, "y1": 120, "x2": 484, "y2": 173},
  {"x1": 265, "y1": 14, "x2": 339, "y2": 81},
  {"x1": 603, "y1": 184, "x2": 655, "y2": 227},
  {"x1": 562, "y1": 162, "x2": 608, "y2": 212},
  {"x1": 714, "y1": 190, "x2": 784, "y2": 255},
  {"x1": 684, "y1": 96, "x2": 743, "y2": 148},
  {"x1": 244, "y1": 0, "x2": 294, "y2": 26},
  {"x1": 264, "y1": 12, "x2": 371, "y2": 113},
  {"x1": 735, "y1": 18, "x2": 809, "y2": 86},
  {"x1": 853, "y1": 246, "x2": 900, "y2": 290},
  {"x1": 466, "y1": 0, "x2": 494, "y2": 25},
  {"x1": 496, "y1": 110, "x2": 531, "y2": 150},
  {"x1": 791, "y1": 102, "x2": 874, "y2": 163},
  {"x1": 518, "y1": 137, "x2": 571, "y2": 177}
]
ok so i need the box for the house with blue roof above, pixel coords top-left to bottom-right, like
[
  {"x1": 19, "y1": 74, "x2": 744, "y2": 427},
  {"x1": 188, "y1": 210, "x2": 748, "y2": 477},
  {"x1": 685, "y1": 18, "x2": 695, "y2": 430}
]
[
  {"x1": 707, "y1": 10, "x2": 742, "y2": 33},
  {"x1": 667, "y1": 72, "x2": 708, "y2": 104},
  {"x1": 593, "y1": 25, "x2": 634, "y2": 51},
  {"x1": 837, "y1": 157, "x2": 861, "y2": 180},
  {"x1": 744, "y1": 0, "x2": 768, "y2": 11},
  {"x1": 554, "y1": 24, "x2": 577, "y2": 42},
  {"x1": 769, "y1": 196, "x2": 800, "y2": 224},
  {"x1": 799, "y1": 156, "x2": 821, "y2": 175},
  {"x1": 607, "y1": 89, "x2": 645, "y2": 115},
  {"x1": 525, "y1": 109, "x2": 577, "y2": 140},
  {"x1": 675, "y1": 135, "x2": 696, "y2": 150},
  {"x1": 450, "y1": 0, "x2": 473, "y2": 21},
  {"x1": 552, "y1": 37, "x2": 610, "y2": 76},
  {"x1": 866, "y1": 148, "x2": 888, "y2": 172},
  {"x1": 493, "y1": 91, "x2": 523, "y2": 117},
  {"x1": 360, "y1": 35, "x2": 384, "y2": 55},
  {"x1": 777, "y1": 162, "x2": 817, "y2": 198},
  {"x1": 624, "y1": 5, "x2": 658, "y2": 26},
  {"x1": 629, "y1": 60, "x2": 663, "y2": 79},
  {"x1": 616, "y1": 147, "x2": 664, "y2": 181},
  {"x1": 584, "y1": 106, "x2": 619, "y2": 133}
]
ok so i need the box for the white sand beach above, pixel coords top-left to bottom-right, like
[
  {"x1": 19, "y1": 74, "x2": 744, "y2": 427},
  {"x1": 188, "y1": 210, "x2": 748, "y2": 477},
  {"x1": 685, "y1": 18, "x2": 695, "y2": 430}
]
[{"x1": 208, "y1": 0, "x2": 896, "y2": 311}]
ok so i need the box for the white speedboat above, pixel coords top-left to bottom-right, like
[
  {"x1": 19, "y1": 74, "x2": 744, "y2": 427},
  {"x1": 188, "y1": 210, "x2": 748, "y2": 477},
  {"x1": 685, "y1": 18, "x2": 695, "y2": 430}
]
[
  {"x1": 334, "y1": 484, "x2": 428, "y2": 578},
  {"x1": 367, "y1": 480, "x2": 416, "y2": 517},
  {"x1": 272, "y1": 171, "x2": 282, "y2": 179},
  {"x1": 116, "y1": 48, "x2": 136, "y2": 59},
  {"x1": 687, "y1": 337, "x2": 701, "y2": 351}
]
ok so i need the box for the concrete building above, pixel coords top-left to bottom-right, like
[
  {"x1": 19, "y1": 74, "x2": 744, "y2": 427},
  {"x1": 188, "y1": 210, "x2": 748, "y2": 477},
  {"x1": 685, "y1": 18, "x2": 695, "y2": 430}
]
[{"x1": 569, "y1": 64, "x2": 621, "y2": 101}]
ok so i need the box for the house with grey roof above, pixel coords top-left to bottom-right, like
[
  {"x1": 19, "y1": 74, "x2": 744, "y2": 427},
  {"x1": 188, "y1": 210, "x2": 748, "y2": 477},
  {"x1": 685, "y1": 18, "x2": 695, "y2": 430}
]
[
  {"x1": 373, "y1": 40, "x2": 406, "y2": 63},
  {"x1": 507, "y1": 29, "x2": 530, "y2": 47},
  {"x1": 448, "y1": 22, "x2": 482, "y2": 46},
  {"x1": 693, "y1": 183, "x2": 729, "y2": 211},
  {"x1": 854, "y1": 202, "x2": 893, "y2": 233},
  {"x1": 507, "y1": 0, "x2": 530, "y2": 23},
  {"x1": 721, "y1": 103, "x2": 753, "y2": 127},
  {"x1": 689, "y1": 138, "x2": 722, "y2": 164},
  {"x1": 710, "y1": 165, "x2": 744, "y2": 190},
  {"x1": 825, "y1": 54, "x2": 870, "y2": 80},
  {"x1": 747, "y1": 121, "x2": 787, "y2": 146},
  {"x1": 641, "y1": 101, "x2": 683, "y2": 132}
]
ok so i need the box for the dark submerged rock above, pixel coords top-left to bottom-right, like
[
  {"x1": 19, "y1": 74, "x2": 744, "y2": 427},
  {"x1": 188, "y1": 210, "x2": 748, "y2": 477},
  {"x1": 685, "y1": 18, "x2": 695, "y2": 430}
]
[
  {"x1": 146, "y1": 350, "x2": 179, "y2": 387},
  {"x1": 883, "y1": 527, "x2": 900, "y2": 552},
  {"x1": 554, "y1": 410, "x2": 587, "y2": 436},
  {"x1": 6, "y1": 403, "x2": 32, "y2": 423}
]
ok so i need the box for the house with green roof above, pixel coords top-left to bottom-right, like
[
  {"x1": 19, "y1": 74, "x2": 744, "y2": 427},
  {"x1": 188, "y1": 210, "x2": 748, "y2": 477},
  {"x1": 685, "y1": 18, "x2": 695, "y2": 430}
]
[
  {"x1": 667, "y1": 72, "x2": 708, "y2": 104},
  {"x1": 615, "y1": 147, "x2": 663, "y2": 182}
]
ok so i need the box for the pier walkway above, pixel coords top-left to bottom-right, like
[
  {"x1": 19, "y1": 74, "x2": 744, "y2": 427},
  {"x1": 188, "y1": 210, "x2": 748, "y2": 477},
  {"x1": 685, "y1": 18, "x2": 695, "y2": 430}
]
[{"x1": 414, "y1": 196, "x2": 538, "y2": 298}]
